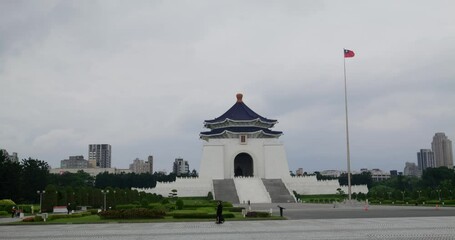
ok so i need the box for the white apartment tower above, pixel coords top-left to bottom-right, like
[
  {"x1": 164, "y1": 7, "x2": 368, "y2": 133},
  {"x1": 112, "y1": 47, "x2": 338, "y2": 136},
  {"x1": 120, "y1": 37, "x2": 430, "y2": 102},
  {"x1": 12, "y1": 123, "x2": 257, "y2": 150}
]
[
  {"x1": 88, "y1": 144, "x2": 112, "y2": 168},
  {"x1": 173, "y1": 158, "x2": 189, "y2": 176},
  {"x1": 431, "y1": 133, "x2": 453, "y2": 168},
  {"x1": 129, "y1": 157, "x2": 153, "y2": 174}
]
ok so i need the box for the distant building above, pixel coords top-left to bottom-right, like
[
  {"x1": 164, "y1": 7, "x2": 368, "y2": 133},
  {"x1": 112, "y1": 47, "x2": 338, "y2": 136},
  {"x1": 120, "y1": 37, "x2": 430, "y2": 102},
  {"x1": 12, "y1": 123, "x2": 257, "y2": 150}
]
[
  {"x1": 147, "y1": 155, "x2": 154, "y2": 173},
  {"x1": 173, "y1": 158, "x2": 189, "y2": 176},
  {"x1": 417, "y1": 149, "x2": 435, "y2": 172},
  {"x1": 295, "y1": 168, "x2": 304, "y2": 176},
  {"x1": 403, "y1": 162, "x2": 420, "y2": 177},
  {"x1": 61, "y1": 155, "x2": 89, "y2": 169},
  {"x1": 431, "y1": 133, "x2": 453, "y2": 168},
  {"x1": 129, "y1": 157, "x2": 153, "y2": 174},
  {"x1": 390, "y1": 170, "x2": 398, "y2": 177},
  {"x1": 320, "y1": 170, "x2": 342, "y2": 178},
  {"x1": 360, "y1": 168, "x2": 390, "y2": 181},
  {"x1": 0, "y1": 149, "x2": 19, "y2": 162},
  {"x1": 88, "y1": 144, "x2": 112, "y2": 168},
  {"x1": 50, "y1": 167, "x2": 131, "y2": 177}
]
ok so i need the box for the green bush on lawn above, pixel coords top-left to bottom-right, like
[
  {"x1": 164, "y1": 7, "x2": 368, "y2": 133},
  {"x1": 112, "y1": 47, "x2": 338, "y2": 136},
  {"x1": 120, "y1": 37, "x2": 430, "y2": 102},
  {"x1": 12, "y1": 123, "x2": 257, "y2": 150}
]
[
  {"x1": 98, "y1": 208, "x2": 166, "y2": 219},
  {"x1": 245, "y1": 211, "x2": 271, "y2": 218},
  {"x1": 0, "y1": 199, "x2": 16, "y2": 212},
  {"x1": 172, "y1": 212, "x2": 235, "y2": 219},
  {"x1": 224, "y1": 207, "x2": 245, "y2": 212},
  {"x1": 0, "y1": 210, "x2": 9, "y2": 216},
  {"x1": 17, "y1": 205, "x2": 33, "y2": 213}
]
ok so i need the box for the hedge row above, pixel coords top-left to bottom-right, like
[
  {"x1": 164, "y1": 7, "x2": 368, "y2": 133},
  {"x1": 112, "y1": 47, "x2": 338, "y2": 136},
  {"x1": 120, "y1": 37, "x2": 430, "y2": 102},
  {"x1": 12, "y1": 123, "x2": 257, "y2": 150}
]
[
  {"x1": 172, "y1": 212, "x2": 235, "y2": 219},
  {"x1": 0, "y1": 211, "x2": 8, "y2": 216},
  {"x1": 224, "y1": 207, "x2": 245, "y2": 212},
  {"x1": 245, "y1": 211, "x2": 271, "y2": 218},
  {"x1": 98, "y1": 208, "x2": 166, "y2": 219},
  {"x1": 0, "y1": 199, "x2": 16, "y2": 212}
]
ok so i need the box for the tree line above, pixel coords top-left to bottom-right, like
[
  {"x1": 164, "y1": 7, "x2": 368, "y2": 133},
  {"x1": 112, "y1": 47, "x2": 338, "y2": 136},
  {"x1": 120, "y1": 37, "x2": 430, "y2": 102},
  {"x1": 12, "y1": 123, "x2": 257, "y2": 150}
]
[
  {"x1": 367, "y1": 167, "x2": 455, "y2": 202},
  {"x1": 0, "y1": 154, "x2": 182, "y2": 204}
]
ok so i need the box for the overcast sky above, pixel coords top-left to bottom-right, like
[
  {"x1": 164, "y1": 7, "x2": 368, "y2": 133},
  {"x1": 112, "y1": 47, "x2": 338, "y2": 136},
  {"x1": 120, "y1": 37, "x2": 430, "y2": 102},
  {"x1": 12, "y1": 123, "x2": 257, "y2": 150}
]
[{"x1": 1, "y1": 0, "x2": 454, "y2": 173}]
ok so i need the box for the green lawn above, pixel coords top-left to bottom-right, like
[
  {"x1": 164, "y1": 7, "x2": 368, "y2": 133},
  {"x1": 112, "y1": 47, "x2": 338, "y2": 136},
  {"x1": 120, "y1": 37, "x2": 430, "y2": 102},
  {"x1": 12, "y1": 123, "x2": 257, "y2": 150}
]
[{"x1": 5, "y1": 198, "x2": 284, "y2": 225}]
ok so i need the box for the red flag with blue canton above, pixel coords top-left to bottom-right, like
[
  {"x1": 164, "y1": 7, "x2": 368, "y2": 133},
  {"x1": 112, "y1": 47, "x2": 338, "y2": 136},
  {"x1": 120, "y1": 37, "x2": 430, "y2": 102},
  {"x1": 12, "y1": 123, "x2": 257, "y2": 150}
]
[{"x1": 344, "y1": 49, "x2": 355, "y2": 58}]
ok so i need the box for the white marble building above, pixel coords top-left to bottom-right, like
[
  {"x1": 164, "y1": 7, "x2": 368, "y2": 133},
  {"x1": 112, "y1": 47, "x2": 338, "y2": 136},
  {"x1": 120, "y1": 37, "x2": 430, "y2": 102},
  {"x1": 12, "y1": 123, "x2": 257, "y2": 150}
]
[{"x1": 136, "y1": 94, "x2": 368, "y2": 202}]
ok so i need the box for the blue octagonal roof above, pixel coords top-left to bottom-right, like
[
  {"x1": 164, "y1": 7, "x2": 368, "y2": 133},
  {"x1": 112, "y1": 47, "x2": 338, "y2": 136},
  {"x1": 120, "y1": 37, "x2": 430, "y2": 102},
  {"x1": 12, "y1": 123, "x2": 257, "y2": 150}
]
[{"x1": 204, "y1": 94, "x2": 277, "y2": 124}]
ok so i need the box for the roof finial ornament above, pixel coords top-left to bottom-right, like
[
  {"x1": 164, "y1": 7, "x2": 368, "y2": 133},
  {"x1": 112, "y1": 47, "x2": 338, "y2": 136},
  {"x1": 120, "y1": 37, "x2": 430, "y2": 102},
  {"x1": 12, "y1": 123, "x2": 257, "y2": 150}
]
[{"x1": 236, "y1": 93, "x2": 243, "y2": 103}]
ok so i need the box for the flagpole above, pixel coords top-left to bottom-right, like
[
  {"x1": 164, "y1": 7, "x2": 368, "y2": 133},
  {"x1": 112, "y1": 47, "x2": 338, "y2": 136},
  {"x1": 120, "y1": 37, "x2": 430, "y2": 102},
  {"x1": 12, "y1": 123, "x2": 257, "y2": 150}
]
[{"x1": 343, "y1": 49, "x2": 352, "y2": 201}]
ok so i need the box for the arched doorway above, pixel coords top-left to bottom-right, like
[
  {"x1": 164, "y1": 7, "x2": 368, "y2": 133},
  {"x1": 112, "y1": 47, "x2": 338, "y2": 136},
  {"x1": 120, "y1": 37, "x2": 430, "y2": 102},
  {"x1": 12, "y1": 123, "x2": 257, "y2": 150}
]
[{"x1": 234, "y1": 153, "x2": 253, "y2": 177}]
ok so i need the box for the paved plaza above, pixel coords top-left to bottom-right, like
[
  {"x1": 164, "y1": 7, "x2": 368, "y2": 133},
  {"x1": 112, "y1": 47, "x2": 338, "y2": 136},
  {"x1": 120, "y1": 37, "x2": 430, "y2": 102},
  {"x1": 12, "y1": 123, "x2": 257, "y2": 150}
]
[
  {"x1": 1, "y1": 204, "x2": 455, "y2": 240},
  {"x1": 1, "y1": 216, "x2": 455, "y2": 240}
]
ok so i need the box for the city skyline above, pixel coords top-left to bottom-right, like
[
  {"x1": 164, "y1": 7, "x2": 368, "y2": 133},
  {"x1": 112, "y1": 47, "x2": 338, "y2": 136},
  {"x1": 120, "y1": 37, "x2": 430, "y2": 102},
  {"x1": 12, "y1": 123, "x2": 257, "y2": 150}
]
[{"x1": 1, "y1": 1, "x2": 454, "y2": 173}]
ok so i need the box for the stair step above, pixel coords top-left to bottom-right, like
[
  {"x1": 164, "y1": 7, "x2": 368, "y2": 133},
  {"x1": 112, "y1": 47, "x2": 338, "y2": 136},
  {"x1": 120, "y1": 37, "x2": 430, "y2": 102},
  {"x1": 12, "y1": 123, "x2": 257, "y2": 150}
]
[{"x1": 213, "y1": 179, "x2": 239, "y2": 204}]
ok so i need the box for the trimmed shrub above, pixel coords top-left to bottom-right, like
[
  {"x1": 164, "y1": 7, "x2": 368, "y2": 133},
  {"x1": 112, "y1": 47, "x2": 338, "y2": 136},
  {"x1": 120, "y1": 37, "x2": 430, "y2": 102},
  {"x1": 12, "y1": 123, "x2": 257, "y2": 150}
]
[
  {"x1": 172, "y1": 212, "x2": 235, "y2": 219},
  {"x1": 207, "y1": 192, "x2": 213, "y2": 200},
  {"x1": 222, "y1": 202, "x2": 233, "y2": 208},
  {"x1": 17, "y1": 205, "x2": 32, "y2": 213},
  {"x1": 34, "y1": 215, "x2": 44, "y2": 222},
  {"x1": 89, "y1": 209, "x2": 100, "y2": 214},
  {"x1": 176, "y1": 199, "x2": 184, "y2": 210},
  {"x1": 245, "y1": 211, "x2": 270, "y2": 218},
  {"x1": 0, "y1": 210, "x2": 8, "y2": 216},
  {"x1": 116, "y1": 204, "x2": 140, "y2": 210},
  {"x1": 48, "y1": 213, "x2": 84, "y2": 221},
  {"x1": 0, "y1": 199, "x2": 16, "y2": 212},
  {"x1": 98, "y1": 208, "x2": 166, "y2": 219},
  {"x1": 224, "y1": 207, "x2": 245, "y2": 212}
]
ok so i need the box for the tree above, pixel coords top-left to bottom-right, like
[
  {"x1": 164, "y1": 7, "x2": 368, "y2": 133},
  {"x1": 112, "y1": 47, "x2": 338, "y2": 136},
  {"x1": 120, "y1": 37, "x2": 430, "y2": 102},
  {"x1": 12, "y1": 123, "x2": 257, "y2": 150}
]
[
  {"x1": 190, "y1": 169, "x2": 198, "y2": 177},
  {"x1": 422, "y1": 167, "x2": 455, "y2": 189},
  {"x1": 339, "y1": 172, "x2": 373, "y2": 189},
  {"x1": 20, "y1": 158, "x2": 49, "y2": 203},
  {"x1": 42, "y1": 185, "x2": 58, "y2": 212},
  {"x1": 0, "y1": 154, "x2": 22, "y2": 200}
]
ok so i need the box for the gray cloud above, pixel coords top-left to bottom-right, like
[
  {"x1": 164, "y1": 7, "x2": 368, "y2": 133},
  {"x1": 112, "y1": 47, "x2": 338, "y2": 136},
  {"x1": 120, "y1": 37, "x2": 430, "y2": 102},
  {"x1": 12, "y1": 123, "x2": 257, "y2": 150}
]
[{"x1": 1, "y1": 0, "x2": 454, "y2": 173}]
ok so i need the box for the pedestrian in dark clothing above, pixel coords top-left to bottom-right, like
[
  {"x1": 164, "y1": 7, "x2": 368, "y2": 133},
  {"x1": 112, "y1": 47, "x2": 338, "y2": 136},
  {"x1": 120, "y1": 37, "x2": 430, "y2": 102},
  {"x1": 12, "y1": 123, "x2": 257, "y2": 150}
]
[
  {"x1": 11, "y1": 207, "x2": 15, "y2": 218},
  {"x1": 216, "y1": 201, "x2": 224, "y2": 224}
]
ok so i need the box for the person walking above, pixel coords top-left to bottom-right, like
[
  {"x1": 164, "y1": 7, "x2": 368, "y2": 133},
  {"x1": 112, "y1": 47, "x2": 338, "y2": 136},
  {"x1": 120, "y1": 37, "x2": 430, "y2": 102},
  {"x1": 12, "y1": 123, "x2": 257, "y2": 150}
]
[
  {"x1": 216, "y1": 201, "x2": 224, "y2": 224},
  {"x1": 11, "y1": 207, "x2": 16, "y2": 218}
]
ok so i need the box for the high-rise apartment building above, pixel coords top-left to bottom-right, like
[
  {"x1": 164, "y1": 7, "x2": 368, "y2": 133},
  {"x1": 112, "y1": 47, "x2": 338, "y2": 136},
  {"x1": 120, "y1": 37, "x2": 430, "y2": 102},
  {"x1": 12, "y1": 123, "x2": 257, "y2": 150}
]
[
  {"x1": 417, "y1": 149, "x2": 435, "y2": 172},
  {"x1": 173, "y1": 158, "x2": 189, "y2": 176},
  {"x1": 129, "y1": 157, "x2": 153, "y2": 174},
  {"x1": 61, "y1": 155, "x2": 89, "y2": 169},
  {"x1": 0, "y1": 149, "x2": 18, "y2": 162},
  {"x1": 88, "y1": 144, "x2": 112, "y2": 168},
  {"x1": 403, "y1": 162, "x2": 420, "y2": 177},
  {"x1": 147, "y1": 155, "x2": 154, "y2": 173},
  {"x1": 431, "y1": 133, "x2": 453, "y2": 168}
]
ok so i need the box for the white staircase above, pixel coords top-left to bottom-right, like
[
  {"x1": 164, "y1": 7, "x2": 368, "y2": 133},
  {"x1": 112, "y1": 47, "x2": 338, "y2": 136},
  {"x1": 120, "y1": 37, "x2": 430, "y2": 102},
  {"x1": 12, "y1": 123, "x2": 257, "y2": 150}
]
[{"x1": 233, "y1": 177, "x2": 271, "y2": 203}]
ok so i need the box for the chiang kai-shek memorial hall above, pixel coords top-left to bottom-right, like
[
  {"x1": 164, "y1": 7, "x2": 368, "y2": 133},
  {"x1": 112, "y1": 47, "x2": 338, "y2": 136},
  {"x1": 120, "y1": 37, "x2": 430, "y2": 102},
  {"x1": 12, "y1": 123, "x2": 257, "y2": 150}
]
[{"x1": 137, "y1": 94, "x2": 368, "y2": 203}]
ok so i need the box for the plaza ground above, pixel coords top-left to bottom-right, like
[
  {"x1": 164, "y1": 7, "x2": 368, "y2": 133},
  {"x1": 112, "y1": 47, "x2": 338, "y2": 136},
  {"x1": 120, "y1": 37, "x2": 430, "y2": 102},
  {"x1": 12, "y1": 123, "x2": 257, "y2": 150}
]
[
  {"x1": 1, "y1": 203, "x2": 455, "y2": 239},
  {"x1": 1, "y1": 216, "x2": 455, "y2": 240},
  {"x1": 243, "y1": 202, "x2": 455, "y2": 219}
]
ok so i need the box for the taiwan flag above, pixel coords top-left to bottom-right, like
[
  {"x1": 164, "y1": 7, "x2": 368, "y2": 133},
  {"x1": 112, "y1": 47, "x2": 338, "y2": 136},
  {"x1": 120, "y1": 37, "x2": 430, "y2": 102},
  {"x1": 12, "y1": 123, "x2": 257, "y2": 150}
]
[{"x1": 344, "y1": 49, "x2": 355, "y2": 58}]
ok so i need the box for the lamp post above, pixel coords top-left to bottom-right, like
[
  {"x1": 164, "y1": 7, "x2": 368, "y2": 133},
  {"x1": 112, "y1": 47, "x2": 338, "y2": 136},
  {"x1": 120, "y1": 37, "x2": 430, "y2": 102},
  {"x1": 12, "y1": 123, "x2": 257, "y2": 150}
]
[
  {"x1": 387, "y1": 192, "x2": 392, "y2": 200},
  {"x1": 37, "y1": 190, "x2": 45, "y2": 213},
  {"x1": 401, "y1": 191, "x2": 405, "y2": 202},
  {"x1": 417, "y1": 190, "x2": 422, "y2": 199},
  {"x1": 101, "y1": 190, "x2": 109, "y2": 211}
]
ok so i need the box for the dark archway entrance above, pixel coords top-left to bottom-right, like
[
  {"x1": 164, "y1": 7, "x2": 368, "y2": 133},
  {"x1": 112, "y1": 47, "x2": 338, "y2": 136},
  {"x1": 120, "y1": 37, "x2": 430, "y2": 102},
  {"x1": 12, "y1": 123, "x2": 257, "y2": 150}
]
[{"x1": 234, "y1": 153, "x2": 253, "y2": 177}]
